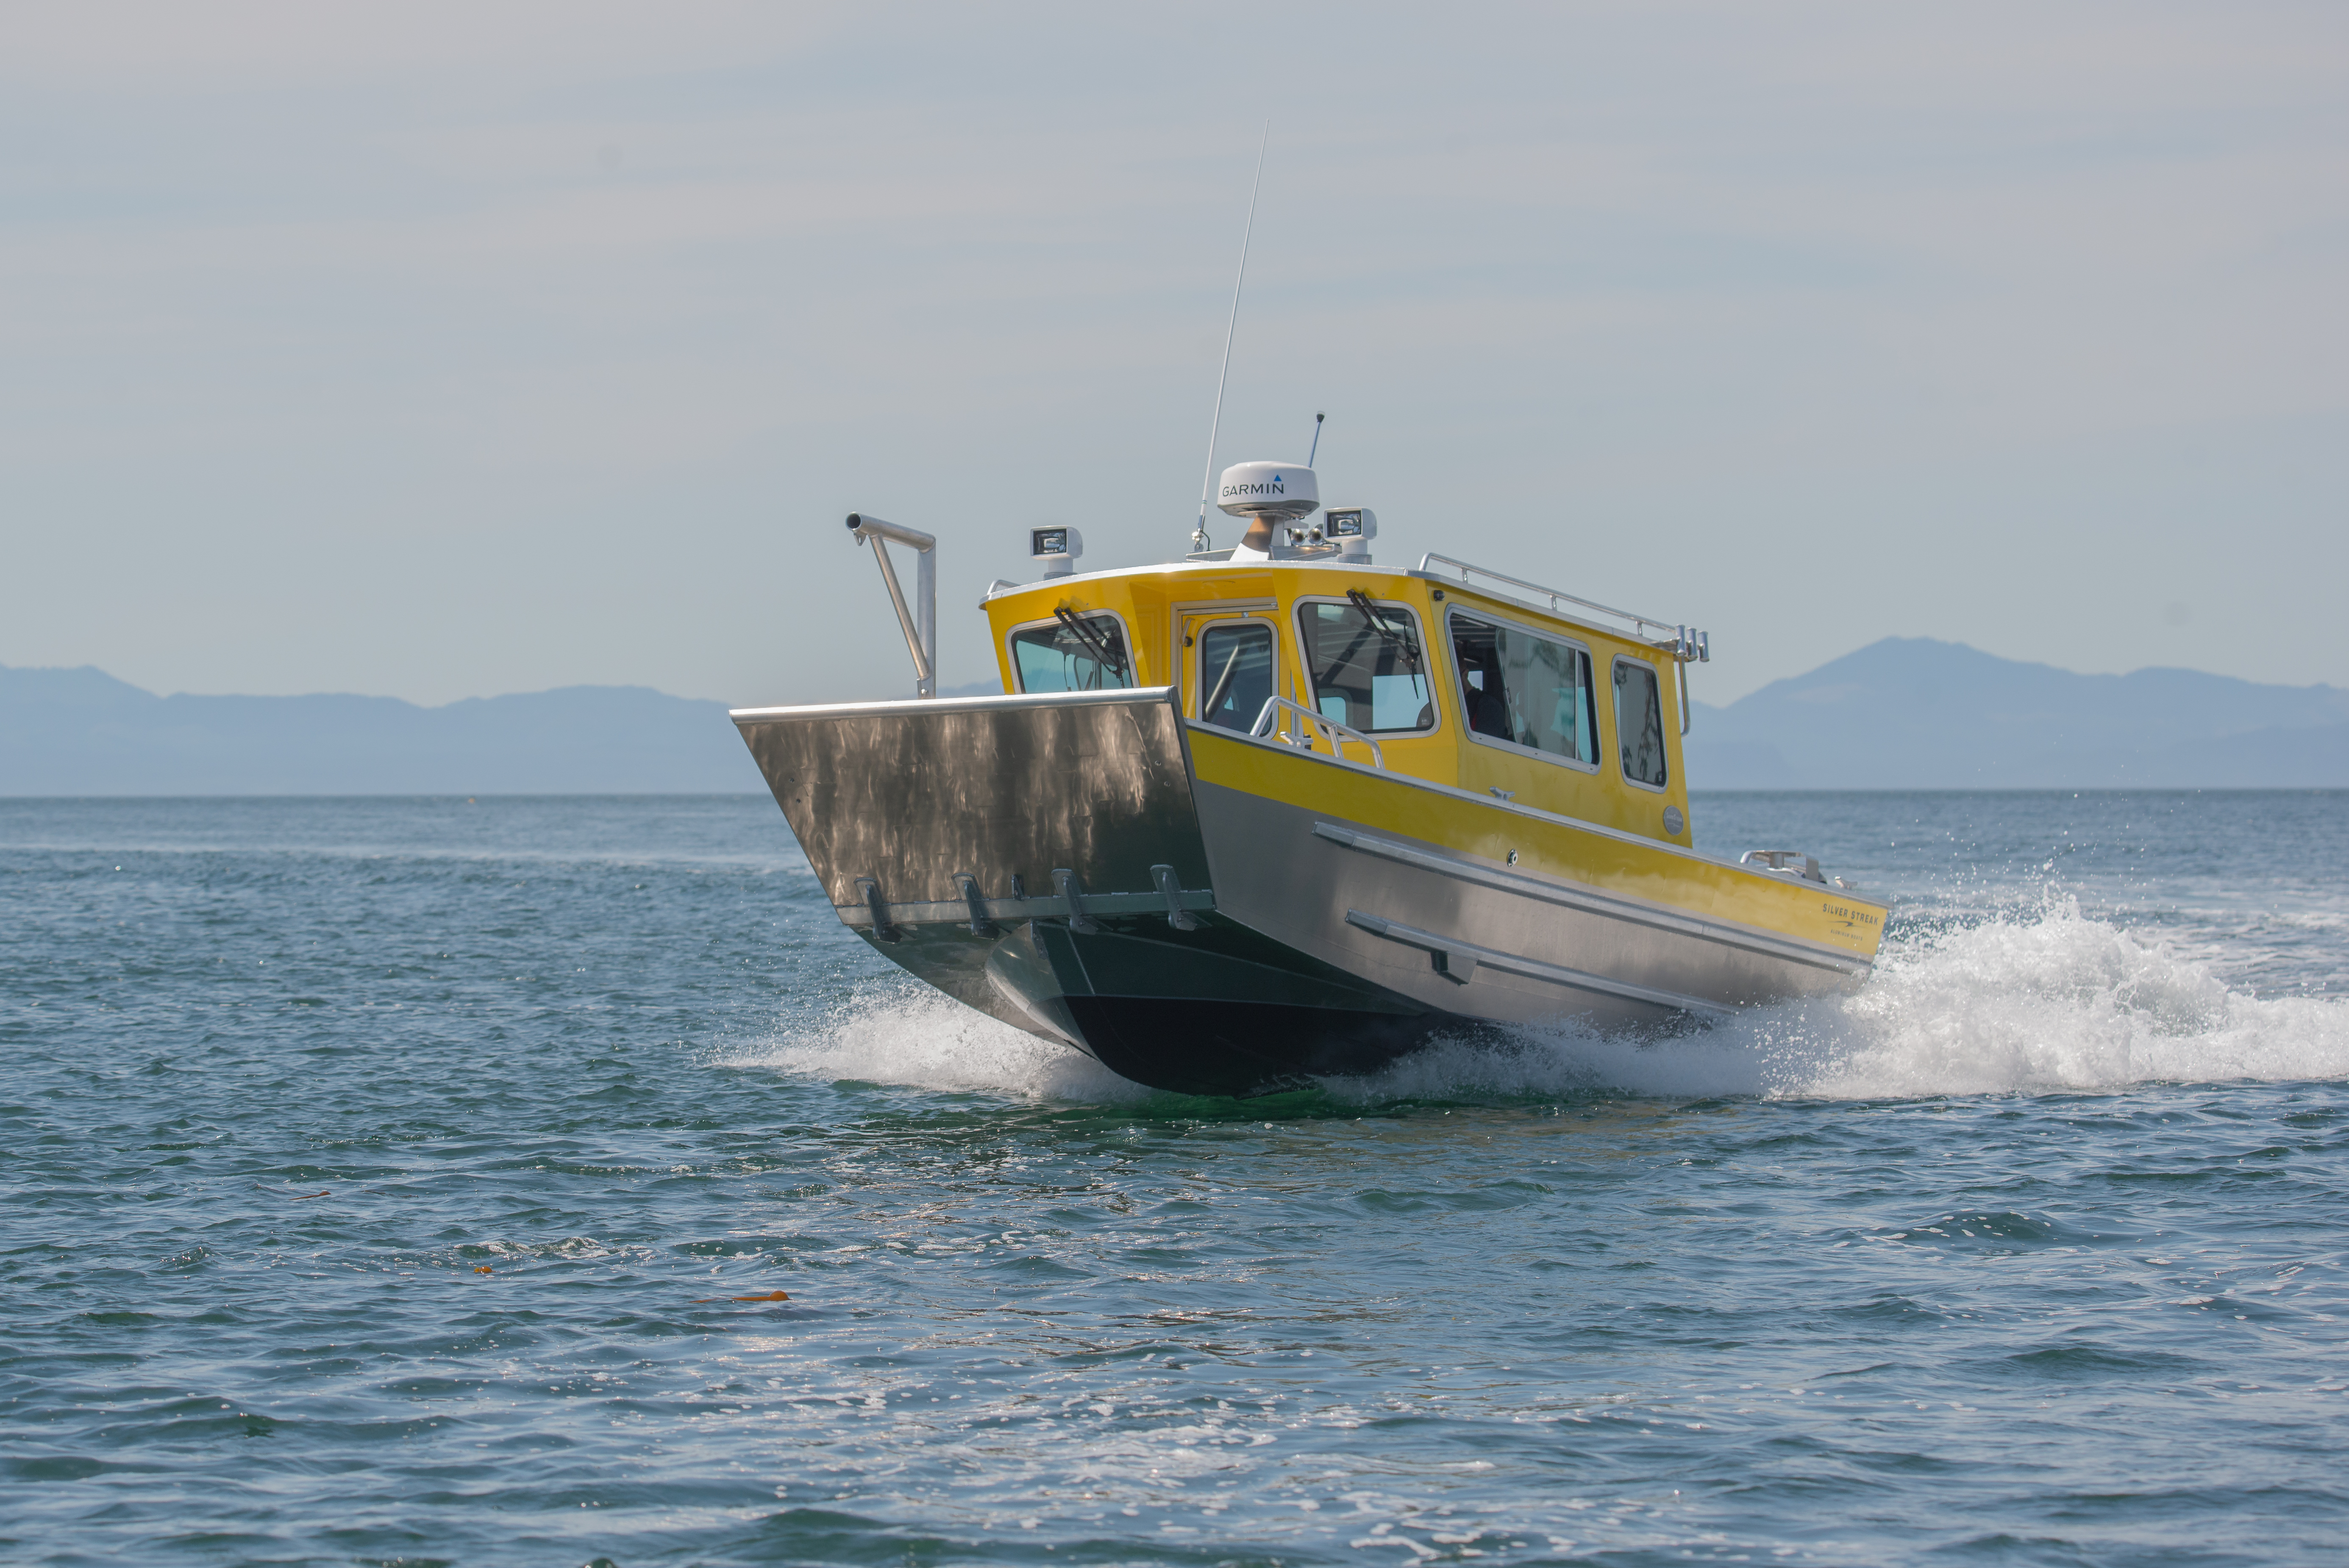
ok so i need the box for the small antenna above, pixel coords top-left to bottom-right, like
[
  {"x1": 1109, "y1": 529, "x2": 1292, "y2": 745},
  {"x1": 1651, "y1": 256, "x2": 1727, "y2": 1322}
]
[
  {"x1": 1194, "y1": 122, "x2": 1269, "y2": 553},
  {"x1": 1307, "y1": 411, "x2": 1325, "y2": 467}
]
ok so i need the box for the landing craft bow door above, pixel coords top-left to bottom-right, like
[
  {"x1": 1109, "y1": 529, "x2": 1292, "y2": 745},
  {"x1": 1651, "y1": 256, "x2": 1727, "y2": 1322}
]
[{"x1": 1186, "y1": 613, "x2": 1279, "y2": 734}]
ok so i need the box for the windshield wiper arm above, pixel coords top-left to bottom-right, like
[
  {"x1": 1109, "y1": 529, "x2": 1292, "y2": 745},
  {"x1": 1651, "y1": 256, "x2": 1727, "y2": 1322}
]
[
  {"x1": 1345, "y1": 588, "x2": 1421, "y2": 672},
  {"x1": 1054, "y1": 608, "x2": 1129, "y2": 684},
  {"x1": 1203, "y1": 639, "x2": 1248, "y2": 719}
]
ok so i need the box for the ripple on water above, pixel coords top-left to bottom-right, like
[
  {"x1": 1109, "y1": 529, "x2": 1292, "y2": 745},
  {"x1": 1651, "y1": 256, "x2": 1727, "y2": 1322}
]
[{"x1": 5, "y1": 794, "x2": 2349, "y2": 1565}]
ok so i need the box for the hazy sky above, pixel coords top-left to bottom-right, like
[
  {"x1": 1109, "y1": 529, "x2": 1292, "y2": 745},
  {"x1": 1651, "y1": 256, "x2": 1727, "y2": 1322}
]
[{"x1": 3, "y1": 2, "x2": 2344, "y2": 706}]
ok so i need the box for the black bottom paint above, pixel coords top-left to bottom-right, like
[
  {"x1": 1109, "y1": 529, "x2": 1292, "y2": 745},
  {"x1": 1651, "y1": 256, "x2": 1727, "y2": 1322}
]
[
  {"x1": 1062, "y1": 995, "x2": 1473, "y2": 1097},
  {"x1": 857, "y1": 913, "x2": 1478, "y2": 1097}
]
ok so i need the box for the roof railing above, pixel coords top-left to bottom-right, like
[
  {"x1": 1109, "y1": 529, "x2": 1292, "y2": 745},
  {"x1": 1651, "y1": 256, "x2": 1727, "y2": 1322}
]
[{"x1": 1417, "y1": 552, "x2": 1707, "y2": 663}]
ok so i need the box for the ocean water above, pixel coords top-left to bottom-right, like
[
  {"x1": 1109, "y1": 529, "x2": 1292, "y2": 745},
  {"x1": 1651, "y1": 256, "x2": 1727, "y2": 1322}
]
[{"x1": 3, "y1": 790, "x2": 2346, "y2": 1567}]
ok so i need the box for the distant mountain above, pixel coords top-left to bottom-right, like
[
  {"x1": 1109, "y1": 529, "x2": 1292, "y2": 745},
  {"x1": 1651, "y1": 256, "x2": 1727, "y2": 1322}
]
[
  {"x1": 8, "y1": 640, "x2": 2346, "y2": 795},
  {"x1": 0, "y1": 665, "x2": 764, "y2": 795},
  {"x1": 1684, "y1": 638, "x2": 2349, "y2": 788}
]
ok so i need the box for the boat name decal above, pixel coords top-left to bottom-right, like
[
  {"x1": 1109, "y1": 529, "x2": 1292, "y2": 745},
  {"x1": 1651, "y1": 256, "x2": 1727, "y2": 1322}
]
[{"x1": 1821, "y1": 901, "x2": 1881, "y2": 927}]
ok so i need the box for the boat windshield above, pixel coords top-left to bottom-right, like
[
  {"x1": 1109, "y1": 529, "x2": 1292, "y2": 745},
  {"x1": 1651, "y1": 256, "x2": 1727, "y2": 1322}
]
[
  {"x1": 1198, "y1": 621, "x2": 1275, "y2": 732},
  {"x1": 1011, "y1": 614, "x2": 1134, "y2": 693},
  {"x1": 1301, "y1": 600, "x2": 1435, "y2": 732},
  {"x1": 1449, "y1": 613, "x2": 1598, "y2": 765},
  {"x1": 1613, "y1": 658, "x2": 1668, "y2": 787}
]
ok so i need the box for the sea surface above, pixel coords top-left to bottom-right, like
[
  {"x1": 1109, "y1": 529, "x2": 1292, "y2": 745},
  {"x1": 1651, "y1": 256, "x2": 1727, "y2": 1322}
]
[{"x1": 4, "y1": 791, "x2": 2347, "y2": 1567}]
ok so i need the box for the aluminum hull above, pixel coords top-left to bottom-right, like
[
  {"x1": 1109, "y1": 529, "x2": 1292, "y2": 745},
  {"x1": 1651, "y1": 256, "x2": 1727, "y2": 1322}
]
[{"x1": 734, "y1": 688, "x2": 1876, "y2": 1095}]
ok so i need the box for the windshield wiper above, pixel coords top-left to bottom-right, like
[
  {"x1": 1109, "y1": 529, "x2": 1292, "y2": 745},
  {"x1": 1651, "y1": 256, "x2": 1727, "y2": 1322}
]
[
  {"x1": 1054, "y1": 608, "x2": 1129, "y2": 685},
  {"x1": 1345, "y1": 588, "x2": 1421, "y2": 673},
  {"x1": 1203, "y1": 638, "x2": 1248, "y2": 720}
]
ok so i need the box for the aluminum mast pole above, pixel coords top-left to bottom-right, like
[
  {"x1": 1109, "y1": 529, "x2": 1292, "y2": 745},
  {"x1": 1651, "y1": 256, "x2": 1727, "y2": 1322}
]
[{"x1": 1193, "y1": 124, "x2": 1269, "y2": 552}]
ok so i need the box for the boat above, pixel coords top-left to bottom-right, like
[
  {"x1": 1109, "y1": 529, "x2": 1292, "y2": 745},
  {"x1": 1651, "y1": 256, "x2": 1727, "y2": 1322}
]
[{"x1": 730, "y1": 459, "x2": 1887, "y2": 1096}]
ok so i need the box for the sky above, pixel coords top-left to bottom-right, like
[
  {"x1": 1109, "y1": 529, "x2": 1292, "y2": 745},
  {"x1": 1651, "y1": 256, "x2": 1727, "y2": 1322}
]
[{"x1": 2, "y1": 1, "x2": 2344, "y2": 707}]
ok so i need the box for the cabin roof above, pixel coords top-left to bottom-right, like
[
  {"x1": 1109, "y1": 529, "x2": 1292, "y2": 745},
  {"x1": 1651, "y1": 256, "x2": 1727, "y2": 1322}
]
[{"x1": 984, "y1": 556, "x2": 1689, "y2": 654}]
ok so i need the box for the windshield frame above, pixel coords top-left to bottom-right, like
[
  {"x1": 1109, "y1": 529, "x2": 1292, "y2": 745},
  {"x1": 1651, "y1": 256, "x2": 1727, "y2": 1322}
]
[
  {"x1": 1005, "y1": 610, "x2": 1139, "y2": 694},
  {"x1": 1610, "y1": 653, "x2": 1671, "y2": 793},
  {"x1": 1293, "y1": 594, "x2": 1442, "y2": 737}
]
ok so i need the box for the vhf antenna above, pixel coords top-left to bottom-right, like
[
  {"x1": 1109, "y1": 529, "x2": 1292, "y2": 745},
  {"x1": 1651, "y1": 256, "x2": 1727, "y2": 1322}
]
[
  {"x1": 1307, "y1": 410, "x2": 1325, "y2": 466},
  {"x1": 1193, "y1": 123, "x2": 1269, "y2": 554}
]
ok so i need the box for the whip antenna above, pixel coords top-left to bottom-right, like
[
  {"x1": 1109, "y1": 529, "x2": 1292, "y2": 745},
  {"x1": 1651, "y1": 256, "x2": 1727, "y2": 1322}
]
[
  {"x1": 1193, "y1": 123, "x2": 1269, "y2": 553},
  {"x1": 1307, "y1": 410, "x2": 1324, "y2": 467}
]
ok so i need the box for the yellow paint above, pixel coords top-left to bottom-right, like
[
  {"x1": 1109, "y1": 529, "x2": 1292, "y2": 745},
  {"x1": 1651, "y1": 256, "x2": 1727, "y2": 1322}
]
[
  {"x1": 1187, "y1": 723, "x2": 1886, "y2": 960},
  {"x1": 976, "y1": 560, "x2": 1888, "y2": 961}
]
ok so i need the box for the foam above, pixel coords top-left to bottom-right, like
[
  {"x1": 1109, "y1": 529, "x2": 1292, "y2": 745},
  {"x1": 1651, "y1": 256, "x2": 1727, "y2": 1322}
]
[
  {"x1": 1340, "y1": 897, "x2": 2349, "y2": 1103},
  {"x1": 734, "y1": 902, "x2": 2349, "y2": 1106},
  {"x1": 724, "y1": 984, "x2": 1148, "y2": 1103}
]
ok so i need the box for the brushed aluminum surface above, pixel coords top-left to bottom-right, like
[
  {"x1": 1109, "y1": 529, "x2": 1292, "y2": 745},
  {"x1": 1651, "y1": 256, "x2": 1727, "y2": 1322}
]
[
  {"x1": 734, "y1": 687, "x2": 1212, "y2": 913},
  {"x1": 1189, "y1": 748, "x2": 1870, "y2": 1031},
  {"x1": 1342, "y1": 909, "x2": 1735, "y2": 1017},
  {"x1": 1308, "y1": 823, "x2": 1869, "y2": 977}
]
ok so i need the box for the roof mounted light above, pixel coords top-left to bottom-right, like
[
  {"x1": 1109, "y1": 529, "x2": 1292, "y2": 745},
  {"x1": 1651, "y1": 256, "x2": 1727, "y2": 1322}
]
[
  {"x1": 1324, "y1": 506, "x2": 1376, "y2": 562},
  {"x1": 1030, "y1": 525, "x2": 1083, "y2": 579}
]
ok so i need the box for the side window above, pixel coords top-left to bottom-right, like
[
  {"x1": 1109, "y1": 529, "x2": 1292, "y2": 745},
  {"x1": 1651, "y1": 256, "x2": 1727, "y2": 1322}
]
[
  {"x1": 1011, "y1": 614, "x2": 1133, "y2": 693},
  {"x1": 1300, "y1": 600, "x2": 1436, "y2": 733},
  {"x1": 1613, "y1": 658, "x2": 1668, "y2": 787},
  {"x1": 1448, "y1": 612, "x2": 1598, "y2": 765},
  {"x1": 1197, "y1": 621, "x2": 1275, "y2": 732}
]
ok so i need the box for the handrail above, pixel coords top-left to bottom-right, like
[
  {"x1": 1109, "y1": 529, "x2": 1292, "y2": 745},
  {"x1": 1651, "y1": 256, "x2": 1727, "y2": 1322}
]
[
  {"x1": 847, "y1": 513, "x2": 937, "y2": 699},
  {"x1": 1249, "y1": 695, "x2": 1385, "y2": 769},
  {"x1": 1417, "y1": 552, "x2": 1705, "y2": 658}
]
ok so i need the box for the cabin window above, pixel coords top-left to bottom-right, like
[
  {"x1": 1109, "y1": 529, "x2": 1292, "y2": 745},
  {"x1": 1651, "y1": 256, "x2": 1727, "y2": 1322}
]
[
  {"x1": 1009, "y1": 613, "x2": 1135, "y2": 693},
  {"x1": 1447, "y1": 612, "x2": 1598, "y2": 767},
  {"x1": 1613, "y1": 657, "x2": 1668, "y2": 788},
  {"x1": 1298, "y1": 599, "x2": 1436, "y2": 733},
  {"x1": 1197, "y1": 620, "x2": 1276, "y2": 732}
]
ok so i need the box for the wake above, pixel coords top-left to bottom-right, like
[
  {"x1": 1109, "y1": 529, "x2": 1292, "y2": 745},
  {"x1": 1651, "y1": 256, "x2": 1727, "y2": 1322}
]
[
  {"x1": 726, "y1": 900, "x2": 2349, "y2": 1105},
  {"x1": 723, "y1": 986, "x2": 1149, "y2": 1103}
]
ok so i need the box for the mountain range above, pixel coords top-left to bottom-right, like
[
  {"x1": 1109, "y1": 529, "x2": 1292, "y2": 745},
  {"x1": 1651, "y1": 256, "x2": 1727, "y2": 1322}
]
[
  {"x1": 3, "y1": 639, "x2": 2345, "y2": 795},
  {"x1": 1684, "y1": 638, "x2": 2349, "y2": 788},
  {"x1": 0, "y1": 664, "x2": 758, "y2": 795}
]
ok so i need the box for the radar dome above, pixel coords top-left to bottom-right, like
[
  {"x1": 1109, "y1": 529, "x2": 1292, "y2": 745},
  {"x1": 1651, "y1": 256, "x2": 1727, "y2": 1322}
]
[{"x1": 1215, "y1": 461, "x2": 1319, "y2": 523}]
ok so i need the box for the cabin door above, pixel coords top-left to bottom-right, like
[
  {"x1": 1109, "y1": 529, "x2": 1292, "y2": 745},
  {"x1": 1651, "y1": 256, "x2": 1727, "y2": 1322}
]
[{"x1": 1183, "y1": 611, "x2": 1280, "y2": 734}]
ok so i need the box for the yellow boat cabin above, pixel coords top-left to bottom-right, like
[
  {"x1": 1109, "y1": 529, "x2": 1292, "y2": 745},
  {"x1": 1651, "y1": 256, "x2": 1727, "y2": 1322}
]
[{"x1": 981, "y1": 555, "x2": 1699, "y2": 850}]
